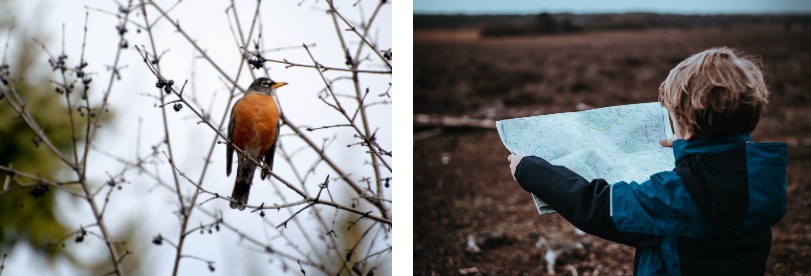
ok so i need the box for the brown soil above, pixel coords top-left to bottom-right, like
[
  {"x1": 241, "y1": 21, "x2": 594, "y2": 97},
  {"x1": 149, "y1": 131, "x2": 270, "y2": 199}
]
[{"x1": 414, "y1": 25, "x2": 811, "y2": 275}]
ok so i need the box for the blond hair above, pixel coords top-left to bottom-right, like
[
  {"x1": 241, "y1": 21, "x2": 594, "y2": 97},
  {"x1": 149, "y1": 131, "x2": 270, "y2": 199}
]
[{"x1": 659, "y1": 47, "x2": 769, "y2": 138}]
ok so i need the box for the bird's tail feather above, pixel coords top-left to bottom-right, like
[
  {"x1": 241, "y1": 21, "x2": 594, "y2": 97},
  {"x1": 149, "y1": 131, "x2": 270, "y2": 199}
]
[{"x1": 230, "y1": 162, "x2": 256, "y2": 210}]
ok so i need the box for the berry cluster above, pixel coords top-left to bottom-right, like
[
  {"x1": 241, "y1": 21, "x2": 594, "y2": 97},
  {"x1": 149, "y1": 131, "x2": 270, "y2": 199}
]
[
  {"x1": 29, "y1": 183, "x2": 50, "y2": 198},
  {"x1": 383, "y1": 49, "x2": 392, "y2": 61},
  {"x1": 248, "y1": 53, "x2": 265, "y2": 70},
  {"x1": 0, "y1": 64, "x2": 9, "y2": 100},
  {"x1": 155, "y1": 78, "x2": 184, "y2": 112},
  {"x1": 74, "y1": 228, "x2": 87, "y2": 243},
  {"x1": 48, "y1": 54, "x2": 69, "y2": 73},
  {"x1": 155, "y1": 78, "x2": 175, "y2": 94}
]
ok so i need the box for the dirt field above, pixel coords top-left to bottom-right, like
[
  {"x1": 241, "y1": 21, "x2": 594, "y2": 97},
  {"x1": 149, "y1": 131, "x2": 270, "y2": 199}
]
[{"x1": 414, "y1": 24, "x2": 811, "y2": 275}]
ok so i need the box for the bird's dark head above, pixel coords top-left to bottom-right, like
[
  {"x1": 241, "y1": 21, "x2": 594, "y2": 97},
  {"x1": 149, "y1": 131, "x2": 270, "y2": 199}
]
[{"x1": 248, "y1": 77, "x2": 288, "y2": 95}]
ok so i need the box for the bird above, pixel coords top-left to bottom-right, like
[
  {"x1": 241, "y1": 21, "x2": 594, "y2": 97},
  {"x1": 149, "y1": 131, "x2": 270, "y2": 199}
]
[{"x1": 226, "y1": 77, "x2": 288, "y2": 210}]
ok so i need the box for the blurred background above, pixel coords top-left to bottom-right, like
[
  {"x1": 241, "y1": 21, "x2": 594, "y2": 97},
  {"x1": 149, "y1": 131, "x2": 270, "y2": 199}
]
[
  {"x1": 414, "y1": 0, "x2": 811, "y2": 275},
  {"x1": 0, "y1": 0, "x2": 391, "y2": 275}
]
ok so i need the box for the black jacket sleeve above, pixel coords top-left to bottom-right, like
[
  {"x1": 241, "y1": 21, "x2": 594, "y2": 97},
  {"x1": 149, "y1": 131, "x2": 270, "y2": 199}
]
[{"x1": 515, "y1": 156, "x2": 662, "y2": 247}]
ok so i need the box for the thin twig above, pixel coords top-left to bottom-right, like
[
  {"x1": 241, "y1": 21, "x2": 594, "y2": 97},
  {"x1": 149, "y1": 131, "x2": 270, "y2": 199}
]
[{"x1": 326, "y1": 0, "x2": 391, "y2": 69}]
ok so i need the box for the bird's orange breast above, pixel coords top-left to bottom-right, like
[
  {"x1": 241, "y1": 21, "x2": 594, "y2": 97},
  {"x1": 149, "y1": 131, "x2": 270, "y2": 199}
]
[{"x1": 232, "y1": 93, "x2": 280, "y2": 156}]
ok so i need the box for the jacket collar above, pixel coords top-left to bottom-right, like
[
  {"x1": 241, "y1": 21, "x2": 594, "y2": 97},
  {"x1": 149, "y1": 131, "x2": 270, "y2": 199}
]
[{"x1": 671, "y1": 134, "x2": 752, "y2": 164}]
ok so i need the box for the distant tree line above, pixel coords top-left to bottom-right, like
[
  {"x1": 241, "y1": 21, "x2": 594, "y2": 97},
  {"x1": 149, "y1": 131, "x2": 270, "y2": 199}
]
[
  {"x1": 480, "y1": 13, "x2": 580, "y2": 37},
  {"x1": 414, "y1": 13, "x2": 811, "y2": 37}
]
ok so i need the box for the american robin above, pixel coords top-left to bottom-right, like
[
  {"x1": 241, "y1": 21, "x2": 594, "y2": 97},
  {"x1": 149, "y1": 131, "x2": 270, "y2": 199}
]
[{"x1": 226, "y1": 77, "x2": 288, "y2": 210}]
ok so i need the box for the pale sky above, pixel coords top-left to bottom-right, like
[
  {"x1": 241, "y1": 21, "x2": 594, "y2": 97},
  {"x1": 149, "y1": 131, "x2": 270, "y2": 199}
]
[{"x1": 414, "y1": 0, "x2": 811, "y2": 14}]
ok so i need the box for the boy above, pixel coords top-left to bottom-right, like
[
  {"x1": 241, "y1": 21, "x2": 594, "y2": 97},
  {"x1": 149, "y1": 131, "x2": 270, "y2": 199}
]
[{"x1": 508, "y1": 47, "x2": 787, "y2": 275}]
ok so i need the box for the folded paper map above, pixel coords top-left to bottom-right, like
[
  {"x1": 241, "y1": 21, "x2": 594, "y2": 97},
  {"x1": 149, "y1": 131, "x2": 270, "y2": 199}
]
[{"x1": 496, "y1": 102, "x2": 675, "y2": 214}]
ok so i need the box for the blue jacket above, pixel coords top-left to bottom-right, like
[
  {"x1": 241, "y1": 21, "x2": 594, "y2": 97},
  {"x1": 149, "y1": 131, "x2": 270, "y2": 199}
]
[{"x1": 515, "y1": 134, "x2": 787, "y2": 275}]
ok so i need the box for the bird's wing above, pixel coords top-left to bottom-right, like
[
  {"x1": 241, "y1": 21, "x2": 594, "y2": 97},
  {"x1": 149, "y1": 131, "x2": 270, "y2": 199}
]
[
  {"x1": 226, "y1": 99, "x2": 239, "y2": 176},
  {"x1": 264, "y1": 117, "x2": 281, "y2": 171}
]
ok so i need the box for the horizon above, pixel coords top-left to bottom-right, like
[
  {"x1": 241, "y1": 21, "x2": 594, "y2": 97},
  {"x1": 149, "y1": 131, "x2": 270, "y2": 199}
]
[
  {"x1": 414, "y1": 12, "x2": 811, "y2": 16},
  {"x1": 414, "y1": 0, "x2": 811, "y2": 15}
]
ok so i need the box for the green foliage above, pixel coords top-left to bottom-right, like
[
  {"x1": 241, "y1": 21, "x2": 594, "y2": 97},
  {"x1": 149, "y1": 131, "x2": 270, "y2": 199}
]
[{"x1": 0, "y1": 24, "x2": 86, "y2": 262}]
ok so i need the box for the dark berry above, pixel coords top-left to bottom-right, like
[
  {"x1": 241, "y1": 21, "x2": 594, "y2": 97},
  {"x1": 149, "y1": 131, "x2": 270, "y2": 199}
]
[{"x1": 29, "y1": 184, "x2": 49, "y2": 197}]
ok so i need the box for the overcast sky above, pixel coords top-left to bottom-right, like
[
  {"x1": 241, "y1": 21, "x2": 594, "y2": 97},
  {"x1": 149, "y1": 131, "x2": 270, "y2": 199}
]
[{"x1": 414, "y1": 0, "x2": 811, "y2": 14}]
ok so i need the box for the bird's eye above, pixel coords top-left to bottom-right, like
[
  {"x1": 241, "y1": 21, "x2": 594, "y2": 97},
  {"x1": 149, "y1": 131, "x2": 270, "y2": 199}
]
[{"x1": 262, "y1": 81, "x2": 269, "y2": 86}]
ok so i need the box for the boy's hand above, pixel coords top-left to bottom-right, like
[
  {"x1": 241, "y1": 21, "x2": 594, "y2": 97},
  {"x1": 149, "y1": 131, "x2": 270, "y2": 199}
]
[
  {"x1": 660, "y1": 134, "x2": 677, "y2": 147},
  {"x1": 508, "y1": 154, "x2": 526, "y2": 180}
]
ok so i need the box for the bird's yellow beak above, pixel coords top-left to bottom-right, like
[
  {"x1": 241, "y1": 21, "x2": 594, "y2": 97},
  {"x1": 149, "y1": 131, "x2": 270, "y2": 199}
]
[{"x1": 272, "y1": 82, "x2": 288, "y2": 89}]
